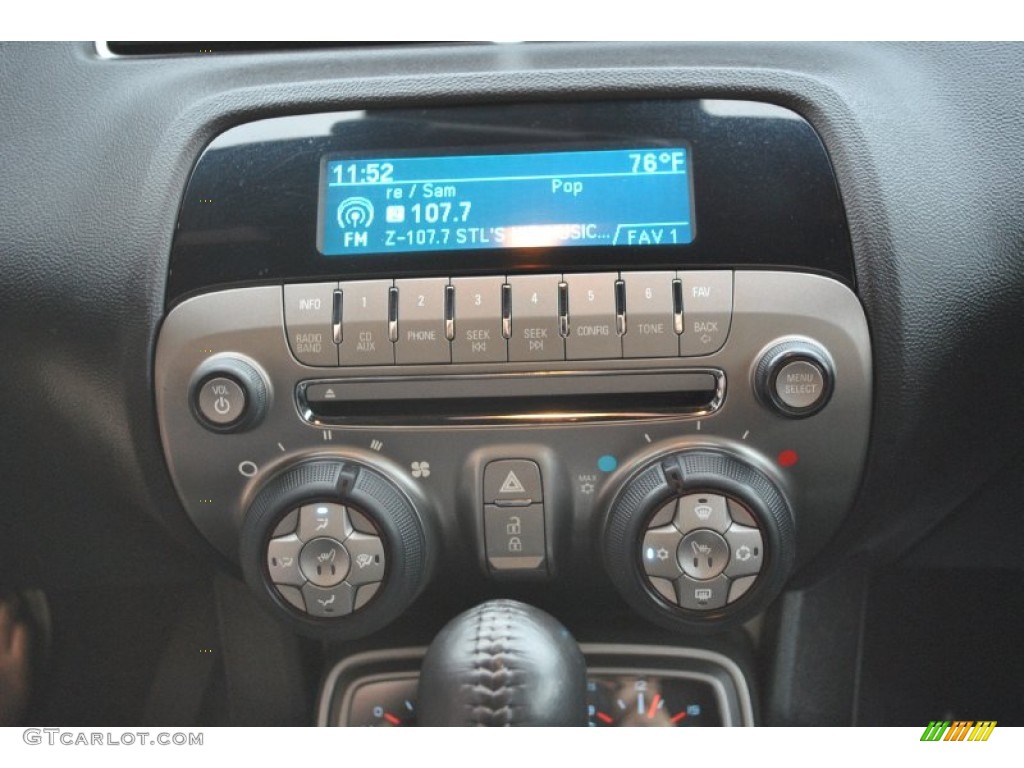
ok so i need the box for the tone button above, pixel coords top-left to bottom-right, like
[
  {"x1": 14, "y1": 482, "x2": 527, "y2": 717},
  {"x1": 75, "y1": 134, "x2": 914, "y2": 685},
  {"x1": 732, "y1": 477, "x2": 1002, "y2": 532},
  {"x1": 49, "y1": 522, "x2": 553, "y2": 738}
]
[{"x1": 623, "y1": 271, "x2": 677, "y2": 358}]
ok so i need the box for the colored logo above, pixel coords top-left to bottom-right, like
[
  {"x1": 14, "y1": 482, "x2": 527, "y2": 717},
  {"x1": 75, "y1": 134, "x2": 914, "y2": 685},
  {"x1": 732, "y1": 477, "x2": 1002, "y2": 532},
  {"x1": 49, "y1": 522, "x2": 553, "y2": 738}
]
[{"x1": 920, "y1": 721, "x2": 996, "y2": 741}]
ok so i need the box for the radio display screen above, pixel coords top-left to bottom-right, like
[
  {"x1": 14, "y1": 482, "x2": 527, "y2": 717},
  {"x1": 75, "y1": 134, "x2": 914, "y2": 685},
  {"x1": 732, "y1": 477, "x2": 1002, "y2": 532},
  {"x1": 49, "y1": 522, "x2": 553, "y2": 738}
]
[{"x1": 318, "y1": 148, "x2": 694, "y2": 256}]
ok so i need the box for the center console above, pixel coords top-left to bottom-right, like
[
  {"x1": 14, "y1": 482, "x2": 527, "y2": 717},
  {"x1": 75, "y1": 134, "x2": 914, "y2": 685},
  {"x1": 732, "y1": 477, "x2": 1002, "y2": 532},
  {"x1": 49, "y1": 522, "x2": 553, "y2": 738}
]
[{"x1": 154, "y1": 99, "x2": 870, "y2": 708}]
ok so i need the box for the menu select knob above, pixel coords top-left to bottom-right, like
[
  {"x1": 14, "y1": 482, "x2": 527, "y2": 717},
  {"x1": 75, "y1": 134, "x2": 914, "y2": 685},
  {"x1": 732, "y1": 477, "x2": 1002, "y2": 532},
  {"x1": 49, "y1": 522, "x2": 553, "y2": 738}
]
[
  {"x1": 189, "y1": 355, "x2": 269, "y2": 432},
  {"x1": 755, "y1": 339, "x2": 834, "y2": 418}
]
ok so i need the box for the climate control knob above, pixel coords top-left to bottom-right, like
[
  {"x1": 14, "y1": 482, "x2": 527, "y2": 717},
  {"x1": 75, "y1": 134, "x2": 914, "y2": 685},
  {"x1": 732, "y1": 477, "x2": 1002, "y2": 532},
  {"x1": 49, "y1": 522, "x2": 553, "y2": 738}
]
[
  {"x1": 240, "y1": 458, "x2": 432, "y2": 640},
  {"x1": 602, "y1": 448, "x2": 794, "y2": 631}
]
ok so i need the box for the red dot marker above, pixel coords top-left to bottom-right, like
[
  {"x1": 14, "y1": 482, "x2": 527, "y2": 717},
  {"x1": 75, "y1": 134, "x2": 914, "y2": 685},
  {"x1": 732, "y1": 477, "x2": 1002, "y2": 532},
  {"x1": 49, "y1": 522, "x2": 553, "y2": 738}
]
[{"x1": 777, "y1": 449, "x2": 799, "y2": 468}]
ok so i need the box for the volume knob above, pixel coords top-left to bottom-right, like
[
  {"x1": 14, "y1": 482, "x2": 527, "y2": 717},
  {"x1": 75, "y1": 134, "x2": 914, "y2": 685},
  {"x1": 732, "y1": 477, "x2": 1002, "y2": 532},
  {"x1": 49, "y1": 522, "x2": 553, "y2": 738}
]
[{"x1": 189, "y1": 354, "x2": 269, "y2": 433}]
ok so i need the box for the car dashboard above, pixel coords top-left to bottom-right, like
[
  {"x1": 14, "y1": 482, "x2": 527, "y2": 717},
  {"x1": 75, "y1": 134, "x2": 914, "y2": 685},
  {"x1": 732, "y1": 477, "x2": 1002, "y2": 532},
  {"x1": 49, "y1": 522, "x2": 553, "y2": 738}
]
[{"x1": 0, "y1": 41, "x2": 1022, "y2": 728}]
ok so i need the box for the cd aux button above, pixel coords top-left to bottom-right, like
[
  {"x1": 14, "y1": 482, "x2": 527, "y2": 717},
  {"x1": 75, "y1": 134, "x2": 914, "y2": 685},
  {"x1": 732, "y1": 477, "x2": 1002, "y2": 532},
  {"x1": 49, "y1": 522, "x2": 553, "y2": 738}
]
[
  {"x1": 283, "y1": 282, "x2": 339, "y2": 366},
  {"x1": 339, "y1": 280, "x2": 394, "y2": 366}
]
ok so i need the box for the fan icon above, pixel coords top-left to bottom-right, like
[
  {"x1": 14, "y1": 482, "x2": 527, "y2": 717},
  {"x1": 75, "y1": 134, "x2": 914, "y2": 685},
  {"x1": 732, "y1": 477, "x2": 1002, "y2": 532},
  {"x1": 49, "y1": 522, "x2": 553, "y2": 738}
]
[{"x1": 410, "y1": 461, "x2": 431, "y2": 478}]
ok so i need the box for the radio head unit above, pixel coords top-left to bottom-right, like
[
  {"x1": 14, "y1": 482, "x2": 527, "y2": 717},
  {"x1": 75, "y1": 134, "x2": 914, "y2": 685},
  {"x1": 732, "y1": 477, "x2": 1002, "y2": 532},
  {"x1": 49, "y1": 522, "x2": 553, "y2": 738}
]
[{"x1": 157, "y1": 100, "x2": 869, "y2": 640}]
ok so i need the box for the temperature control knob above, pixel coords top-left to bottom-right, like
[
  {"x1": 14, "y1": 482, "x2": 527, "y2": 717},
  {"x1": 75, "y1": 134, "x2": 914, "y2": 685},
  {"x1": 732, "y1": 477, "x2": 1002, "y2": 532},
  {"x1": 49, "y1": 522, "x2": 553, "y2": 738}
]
[
  {"x1": 602, "y1": 448, "x2": 794, "y2": 631},
  {"x1": 240, "y1": 458, "x2": 432, "y2": 640}
]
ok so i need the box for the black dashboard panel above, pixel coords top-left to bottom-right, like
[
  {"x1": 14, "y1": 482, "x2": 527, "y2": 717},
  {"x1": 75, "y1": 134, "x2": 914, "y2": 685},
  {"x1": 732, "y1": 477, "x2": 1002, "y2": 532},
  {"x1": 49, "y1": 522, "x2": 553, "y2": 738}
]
[
  {"x1": 1, "y1": 42, "x2": 1023, "y2": 728},
  {"x1": 168, "y1": 100, "x2": 853, "y2": 302}
]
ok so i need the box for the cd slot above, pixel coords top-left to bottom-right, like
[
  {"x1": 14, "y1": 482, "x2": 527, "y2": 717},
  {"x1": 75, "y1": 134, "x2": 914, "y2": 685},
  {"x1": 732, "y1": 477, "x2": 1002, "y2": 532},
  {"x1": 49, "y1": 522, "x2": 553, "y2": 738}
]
[{"x1": 298, "y1": 369, "x2": 724, "y2": 426}]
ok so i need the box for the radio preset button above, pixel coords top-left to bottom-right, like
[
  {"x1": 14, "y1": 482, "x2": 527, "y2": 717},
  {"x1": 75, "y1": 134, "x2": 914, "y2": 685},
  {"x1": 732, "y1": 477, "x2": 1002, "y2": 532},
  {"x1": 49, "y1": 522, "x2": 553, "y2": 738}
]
[
  {"x1": 508, "y1": 274, "x2": 564, "y2": 362},
  {"x1": 623, "y1": 271, "x2": 679, "y2": 358},
  {"x1": 395, "y1": 277, "x2": 450, "y2": 365},
  {"x1": 451, "y1": 276, "x2": 506, "y2": 363},
  {"x1": 284, "y1": 282, "x2": 339, "y2": 366},
  {"x1": 565, "y1": 272, "x2": 621, "y2": 360},
  {"x1": 339, "y1": 280, "x2": 394, "y2": 366},
  {"x1": 678, "y1": 270, "x2": 733, "y2": 356}
]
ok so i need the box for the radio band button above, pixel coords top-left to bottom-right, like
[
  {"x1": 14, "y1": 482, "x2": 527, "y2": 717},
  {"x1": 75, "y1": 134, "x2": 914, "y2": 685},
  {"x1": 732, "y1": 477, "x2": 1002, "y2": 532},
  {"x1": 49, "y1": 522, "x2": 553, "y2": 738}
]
[{"x1": 284, "y1": 282, "x2": 339, "y2": 366}]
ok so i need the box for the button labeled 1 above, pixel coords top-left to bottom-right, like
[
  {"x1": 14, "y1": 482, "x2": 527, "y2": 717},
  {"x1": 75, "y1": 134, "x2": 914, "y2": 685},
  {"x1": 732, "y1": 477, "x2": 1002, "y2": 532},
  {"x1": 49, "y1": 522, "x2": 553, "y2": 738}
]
[{"x1": 339, "y1": 280, "x2": 393, "y2": 366}]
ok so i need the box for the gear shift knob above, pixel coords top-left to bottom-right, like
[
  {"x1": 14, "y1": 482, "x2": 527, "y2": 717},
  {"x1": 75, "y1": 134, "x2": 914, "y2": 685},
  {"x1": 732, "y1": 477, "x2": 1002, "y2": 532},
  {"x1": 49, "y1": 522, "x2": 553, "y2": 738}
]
[{"x1": 417, "y1": 600, "x2": 587, "y2": 726}]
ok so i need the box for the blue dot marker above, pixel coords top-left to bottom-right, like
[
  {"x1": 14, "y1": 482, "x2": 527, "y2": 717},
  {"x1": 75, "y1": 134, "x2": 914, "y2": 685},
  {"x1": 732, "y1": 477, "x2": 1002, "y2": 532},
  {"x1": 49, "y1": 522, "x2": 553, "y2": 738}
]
[{"x1": 597, "y1": 454, "x2": 618, "y2": 472}]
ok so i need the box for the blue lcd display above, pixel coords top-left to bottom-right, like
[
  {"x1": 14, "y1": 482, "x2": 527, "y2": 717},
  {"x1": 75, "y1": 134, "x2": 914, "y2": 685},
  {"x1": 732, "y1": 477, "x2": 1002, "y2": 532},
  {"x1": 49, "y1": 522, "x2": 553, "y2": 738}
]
[{"x1": 319, "y1": 148, "x2": 693, "y2": 256}]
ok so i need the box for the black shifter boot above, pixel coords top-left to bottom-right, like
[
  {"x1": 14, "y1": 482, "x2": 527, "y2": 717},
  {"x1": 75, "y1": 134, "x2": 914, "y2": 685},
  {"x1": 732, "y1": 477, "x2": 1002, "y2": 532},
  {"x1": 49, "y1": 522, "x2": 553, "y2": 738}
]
[{"x1": 417, "y1": 600, "x2": 587, "y2": 726}]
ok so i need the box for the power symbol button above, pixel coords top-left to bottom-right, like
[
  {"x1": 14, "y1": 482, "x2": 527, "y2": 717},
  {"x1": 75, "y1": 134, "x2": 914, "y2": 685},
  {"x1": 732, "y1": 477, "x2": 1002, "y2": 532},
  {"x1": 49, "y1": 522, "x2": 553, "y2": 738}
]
[{"x1": 196, "y1": 376, "x2": 247, "y2": 427}]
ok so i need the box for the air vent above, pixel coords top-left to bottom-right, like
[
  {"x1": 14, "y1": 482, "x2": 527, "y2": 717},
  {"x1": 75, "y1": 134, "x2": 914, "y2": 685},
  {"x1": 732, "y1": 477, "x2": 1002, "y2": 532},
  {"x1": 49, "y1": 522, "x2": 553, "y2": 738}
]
[{"x1": 100, "y1": 42, "x2": 452, "y2": 57}]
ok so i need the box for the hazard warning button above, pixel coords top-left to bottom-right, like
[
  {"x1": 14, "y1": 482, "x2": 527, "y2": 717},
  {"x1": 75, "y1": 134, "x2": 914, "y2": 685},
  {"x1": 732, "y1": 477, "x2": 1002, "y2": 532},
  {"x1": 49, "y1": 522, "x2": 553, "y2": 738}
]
[{"x1": 483, "y1": 459, "x2": 543, "y2": 505}]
